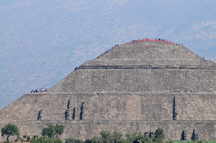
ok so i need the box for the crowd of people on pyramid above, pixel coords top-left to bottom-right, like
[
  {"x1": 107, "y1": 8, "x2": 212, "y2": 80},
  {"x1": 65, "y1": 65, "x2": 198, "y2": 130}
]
[{"x1": 30, "y1": 88, "x2": 47, "y2": 93}]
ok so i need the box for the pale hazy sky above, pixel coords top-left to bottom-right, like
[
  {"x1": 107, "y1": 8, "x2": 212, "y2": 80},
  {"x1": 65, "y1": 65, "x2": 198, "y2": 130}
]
[{"x1": 1, "y1": 0, "x2": 216, "y2": 108}]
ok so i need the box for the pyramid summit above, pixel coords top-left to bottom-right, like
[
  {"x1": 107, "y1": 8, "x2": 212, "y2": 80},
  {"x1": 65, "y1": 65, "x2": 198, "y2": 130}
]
[
  {"x1": 1, "y1": 39, "x2": 216, "y2": 141},
  {"x1": 81, "y1": 38, "x2": 210, "y2": 66}
]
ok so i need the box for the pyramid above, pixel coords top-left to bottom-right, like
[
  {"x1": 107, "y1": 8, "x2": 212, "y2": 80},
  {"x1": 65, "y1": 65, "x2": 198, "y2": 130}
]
[{"x1": 1, "y1": 39, "x2": 216, "y2": 141}]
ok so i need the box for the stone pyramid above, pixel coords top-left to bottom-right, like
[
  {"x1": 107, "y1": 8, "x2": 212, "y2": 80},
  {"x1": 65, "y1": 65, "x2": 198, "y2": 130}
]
[{"x1": 1, "y1": 39, "x2": 216, "y2": 141}]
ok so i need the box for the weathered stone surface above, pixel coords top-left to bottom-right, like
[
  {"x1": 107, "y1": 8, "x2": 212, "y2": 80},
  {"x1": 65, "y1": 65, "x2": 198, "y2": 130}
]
[{"x1": 1, "y1": 39, "x2": 216, "y2": 141}]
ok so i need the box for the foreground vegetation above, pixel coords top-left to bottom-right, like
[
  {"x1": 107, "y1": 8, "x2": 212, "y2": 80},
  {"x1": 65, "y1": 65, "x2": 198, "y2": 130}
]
[{"x1": 0, "y1": 123, "x2": 214, "y2": 143}]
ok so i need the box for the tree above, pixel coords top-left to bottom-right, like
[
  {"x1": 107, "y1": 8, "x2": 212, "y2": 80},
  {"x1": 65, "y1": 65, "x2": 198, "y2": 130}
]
[
  {"x1": 42, "y1": 124, "x2": 64, "y2": 138},
  {"x1": 111, "y1": 131, "x2": 123, "y2": 143},
  {"x1": 31, "y1": 136, "x2": 62, "y2": 143},
  {"x1": 55, "y1": 124, "x2": 64, "y2": 138},
  {"x1": 1, "y1": 124, "x2": 19, "y2": 142},
  {"x1": 65, "y1": 138, "x2": 83, "y2": 143},
  {"x1": 42, "y1": 126, "x2": 55, "y2": 138},
  {"x1": 125, "y1": 132, "x2": 144, "y2": 143},
  {"x1": 154, "y1": 128, "x2": 165, "y2": 143},
  {"x1": 154, "y1": 128, "x2": 165, "y2": 140},
  {"x1": 100, "y1": 131, "x2": 111, "y2": 143}
]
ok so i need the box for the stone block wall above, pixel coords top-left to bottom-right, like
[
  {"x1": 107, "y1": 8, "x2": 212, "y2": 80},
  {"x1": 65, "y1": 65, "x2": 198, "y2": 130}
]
[
  {"x1": 25, "y1": 93, "x2": 216, "y2": 121},
  {"x1": 50, "y1": 69, "x2": 216, "y2": 93},
  {"x1": 2, "y1": 92, "x2": 216, "y2": 122},
  {"x1": 1, "y1": 92, "x2": 216, "y2": 141}
]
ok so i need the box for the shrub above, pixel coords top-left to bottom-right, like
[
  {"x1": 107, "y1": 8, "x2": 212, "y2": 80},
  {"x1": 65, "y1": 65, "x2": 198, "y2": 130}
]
[
  {"x1": 55, "y1": 124, "x2": 64, "y2": 138},
  {"x1": 125, "y1": 132, "x2": 149, "y2": 143},
  {"x1": 87, "y1": 131, "x2": 124, "y2": 143},
  {"x1": 65, "y1": 138, "x2": 83, "y2": 143},
  {"x1": 42, "y1": 125, "x2": 55, "y2": 138},
  {"x1": 100, "y1": 131, "x2": 111, "y2": 143},
  {"x1": 154, "y1": 128, "x2": 165, "y2": 142},
  {"x1": 1, "y1": 124, "x2": 19, "y2": 142},
  {"x1": 31, "y1": 136, "x2": 62, "y2": 143},
  {"x1": 111, "y1": 131, "x2": 123, "y2": 143},
  {"x1": 42, "y1": 124, "x2": 64, "y2": 138},
  {"x1": 100, "y1": 131, "x2": 111, "y2": 139}
]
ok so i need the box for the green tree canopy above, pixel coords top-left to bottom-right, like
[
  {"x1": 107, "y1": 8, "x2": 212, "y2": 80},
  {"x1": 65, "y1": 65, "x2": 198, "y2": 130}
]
[
  {"x1": 42, "y1": 124, "x2": 64, "y2": 138},
  {"x1": 1, "y1": 124, "x2": 19, "y2": 142},
  {"x1": 154, "y1": 128, "x2": 165, "y2": 143},
  {"x1": 31, "y1": 136, "x2": 62, "y2": 143},
  {"x1": 55, "y1": 124, "x2": 64, "y2": 137}
]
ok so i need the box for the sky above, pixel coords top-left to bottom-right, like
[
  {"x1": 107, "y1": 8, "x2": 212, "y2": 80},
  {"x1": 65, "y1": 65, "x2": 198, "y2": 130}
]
[{"x1": 0, "y1": 0, "x2": 216, "y2": 108}]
